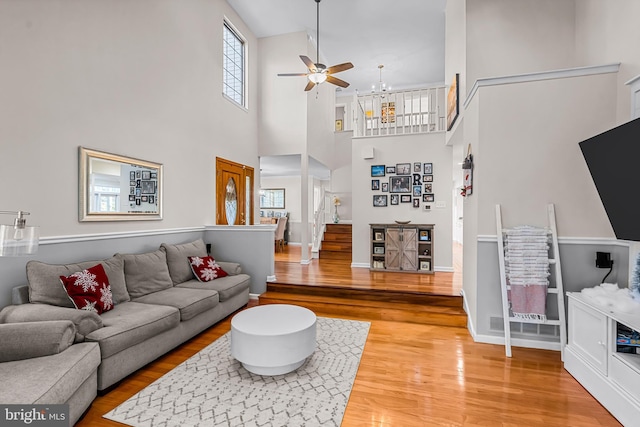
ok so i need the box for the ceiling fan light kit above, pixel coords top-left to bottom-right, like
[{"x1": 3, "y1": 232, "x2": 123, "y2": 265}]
[{"x1": 277, "y1": 0, "x2": 354, "y2": 91}]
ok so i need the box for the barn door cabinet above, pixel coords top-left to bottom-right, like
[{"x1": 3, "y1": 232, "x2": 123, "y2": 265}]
[{"x1": 370, "y1": 224, "x2": 434, "y2": 274}]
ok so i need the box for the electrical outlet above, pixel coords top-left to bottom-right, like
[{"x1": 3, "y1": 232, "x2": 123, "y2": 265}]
[{"x1": 596, "y1": 252, "x2": 613, "y2": 268}]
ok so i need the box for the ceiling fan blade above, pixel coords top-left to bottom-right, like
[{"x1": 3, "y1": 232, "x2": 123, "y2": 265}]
[
  {"x1": 300, "y1": 55, "x2": 317, "y2": 72},
  {"x1": 326, "y1": 62, "x2": 354, "y2": 74},
  {"x1": 277, "y1": 73, "x2": 309, "y2": 77},
  {"x1": 304, "y1": 80, "x2": 316, "y2": 91},
  {"x1": 326, "y1": 75, "x2": 350, "y2": 88}
]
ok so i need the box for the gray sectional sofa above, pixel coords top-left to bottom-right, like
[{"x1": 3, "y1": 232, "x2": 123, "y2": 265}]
[{"x1": 0, "y1": 238, "x2": 250, "y2": 425}]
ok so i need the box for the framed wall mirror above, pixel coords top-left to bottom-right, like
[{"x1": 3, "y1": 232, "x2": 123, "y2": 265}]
[
  {"x1": 259, "y1": 188, "x2": 285, "y2": 209},
  {"x1": 79, "y1": 147, "x2": 163, "y2": 221}
]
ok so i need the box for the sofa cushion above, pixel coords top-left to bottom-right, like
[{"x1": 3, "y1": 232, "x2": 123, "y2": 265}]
[
  {"x1": 116, "y1": 250, "x2": 173, "y2": 299},
  {"x1": 60, "y1": 263, "x2": 114, "y2": 314},
  {"x1": 0, "y1": 303, "x2": 102, "y2": 343},
  {"x1": 27, "y1": 256, "x2": 129, "y2": 308},
  {"x1": 189, "y1": 255, "x2": 228, "y2": 282},
  {"x1": 0, "y1": 320, "x2": 76, "y2": 363},
  {"x1": 85, "y1": 301, "x2": 179, "y2": 359},
  {"x1": 176, "y1": 273, "x2": 250, "y2": 302},
  {"x1": 0, "y1": 342, "x2": 100, "y2": 405},
  {"x1": 132, "y1": 287, "x2": 219, "y2": 321},
  {"x1": 160, "y1": 239, "x2": 207, "y2": 285}
]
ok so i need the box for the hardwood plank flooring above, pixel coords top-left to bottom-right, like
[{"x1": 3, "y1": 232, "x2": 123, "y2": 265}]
[{"x1": 75, "y1": 243, "x2": 620, "y2": 426}]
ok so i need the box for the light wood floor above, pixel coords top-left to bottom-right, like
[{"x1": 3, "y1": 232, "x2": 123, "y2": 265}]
[{"x1": 75, "y1": 244, "x2": 620, "y2": 427}]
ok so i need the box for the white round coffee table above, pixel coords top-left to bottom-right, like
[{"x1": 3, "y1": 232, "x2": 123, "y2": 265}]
[{"x1": 230, "y1": 304, "x2": 317, "y2": 375}]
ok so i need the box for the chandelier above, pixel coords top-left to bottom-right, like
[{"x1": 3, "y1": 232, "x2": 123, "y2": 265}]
[{"x1": 371, "y1": 64, "x2": 390, "y2": 94}]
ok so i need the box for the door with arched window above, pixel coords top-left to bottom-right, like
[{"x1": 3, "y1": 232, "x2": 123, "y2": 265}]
[{"x1": 216, "y1": 157, "x2": 254, "y2": 225}]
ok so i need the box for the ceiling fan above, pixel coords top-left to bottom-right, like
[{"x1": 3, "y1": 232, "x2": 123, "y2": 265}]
[{"x1": 277, "y1": 0, "x2": 354, "y2": 91}]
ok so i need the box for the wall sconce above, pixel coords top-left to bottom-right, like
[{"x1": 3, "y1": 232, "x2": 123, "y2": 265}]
[{"x1": 0, "y1": 211, "x2": 39, "y2": 256}]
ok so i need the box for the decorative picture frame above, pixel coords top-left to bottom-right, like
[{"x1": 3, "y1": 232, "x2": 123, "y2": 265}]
[
  {"x1": 447, "y1": 73, "x2": 460, "y2": 131},
  {"x1": 335, "y1": 119, "x2": 343, "y2": 132},
  {"x1": 371, "y1": 179, "x2": 380, "y2": 190},
  {"x1": 424, "y1": 183, "x2": 433, "y2": 193},
  {"x1": 371, "y1": 165, "x2": 386, "y2": 177},
  {"x1": 141, "y1": 180, "x2": 156, "y2": 194},
  {"x1": 390, "y1": 194, "x2": 399, "y2": 205},
  {"x1": 374, "y1": 246, "x2": 385, "y2": 254},
  {"x1": 413, "y1": 162, "x2": 422, "y2": 172},
  {"x1": 423, "y1": 174, "x2": 433, "y2": 182},
  {"x1": 142, "y1": 171, "x2": 151, "y2": 180},
  {"x1": 381, "y1": 182, "x2": 388, "y2": 192},
  {"x1": 419, "y1": 230, "x2": 430, "y2": 241},
  {"x1": 400, "y1": 195, "x2": 411, "y2": 203},
  {"x1": 423, "y1": 163, "x2": 433, "y2": 174},
  {"x1": 374, "y1": 232, "x2": 384, "y2": 241},
  {"x1": 420, "y1": 260, "x2": 431, "y2": 271},
  {"x1": 413, "y1": 185, "x2": 422, "y2": 196},
  {"x1": 396, "y1": 163, "x2": 411, "y2": 175},
  {"x1": 386, "y1": 166, "x2": 396, "y2": 174},
  {"x1": 413, "y1": 198, "x2": 420, "y2": 208},
  {"x1": 389, "y1": 176, "x2": 411, "y2": 193},
  {"x1": 424, "y1": 194, "x2": 434, "y2": 202},
  {"x1": 373, "y1": 195, "x2": 388, "y2": 207}
]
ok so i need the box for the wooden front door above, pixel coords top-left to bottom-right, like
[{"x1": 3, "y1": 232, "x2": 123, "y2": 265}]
[{"x1": 216, "y1": 157, "x2": 254, "y2": 225}]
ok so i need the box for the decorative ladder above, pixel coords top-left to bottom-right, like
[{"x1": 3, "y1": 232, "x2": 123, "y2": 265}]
[{"x1": 496, "y1": 204, "x2": 566, "y2": 359}]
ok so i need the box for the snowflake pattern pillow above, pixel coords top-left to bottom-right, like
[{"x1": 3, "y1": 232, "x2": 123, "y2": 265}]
[
  {"x1": 188, "y1": 256, "x2": 228, "y2": 282},
  {"x1": 60, "y1": 263, "x2": 114, "y2": 314}
]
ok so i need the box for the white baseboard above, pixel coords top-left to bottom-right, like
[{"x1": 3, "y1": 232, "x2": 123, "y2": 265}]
[
  {"x1": 266, "y1": 275, "x2": 276, "y2": 282},
  {"x1": 434, "y1": 266, "x2": 454, "y2": 272},
  {"x1": 351, "y1": 262, "x2": 370, "y2": 269},
  {"x1": 249, "y1": 293, "x2": 261, "y2": 300},
  {"x1": 473, "y1": 333, "x2": 561, "y2": 352}
]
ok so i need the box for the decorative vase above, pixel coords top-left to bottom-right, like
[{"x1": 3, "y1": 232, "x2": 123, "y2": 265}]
[{"x1": 332, "y1": 205, "x2": 340, "y2": 223}]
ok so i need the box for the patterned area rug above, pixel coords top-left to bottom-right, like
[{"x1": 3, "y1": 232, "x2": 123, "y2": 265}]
[{"x1": 104, "y1": 317, "x2": 370, "y2": 427}]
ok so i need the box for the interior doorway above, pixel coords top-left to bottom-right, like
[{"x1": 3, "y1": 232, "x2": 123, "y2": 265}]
[{"x1": 216, "y1": 157, "x2": 254, "y2": 225}]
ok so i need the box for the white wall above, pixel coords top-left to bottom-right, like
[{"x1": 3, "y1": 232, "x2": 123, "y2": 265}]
[
  {"x1": 351, "y1": 133, "x2": 453, "y2": 270},
  {"x1": 330, "y1": 130, "x2": 353, "y2": 221},
  {"x1": 575, "y1": 0, "x2": 640, "y2": 124},
  {"x1": 0, "y1": 0, "x2": 259, "y2": 237},
  {"x1": 466, "y1": 0, "x2": 576, "y2": 89}
]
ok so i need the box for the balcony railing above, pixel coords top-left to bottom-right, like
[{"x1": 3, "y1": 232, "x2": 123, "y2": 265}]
[{"x1": 354, "y1": 86, "x2": 446, "y2": 137}]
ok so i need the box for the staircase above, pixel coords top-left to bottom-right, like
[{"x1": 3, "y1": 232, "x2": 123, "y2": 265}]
[{"x1": 319, "y1": 224, "x2": 352, "y2": 260}]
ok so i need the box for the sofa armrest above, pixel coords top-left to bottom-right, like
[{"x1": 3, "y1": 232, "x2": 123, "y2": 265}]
[
  {"x1": 216, "y1": 261, "x2": 241, "y2": 275},
  {"x1": 0, "y1": 320, "x2": 76, "y2": 362},
  {"x1": 0, "y1": 304, "x2": 102, "y2": 342}
]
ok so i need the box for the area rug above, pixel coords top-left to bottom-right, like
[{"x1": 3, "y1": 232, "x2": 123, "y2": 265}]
[{"x1": 104, "y1": 317, "x2": 370, "y2": 427}]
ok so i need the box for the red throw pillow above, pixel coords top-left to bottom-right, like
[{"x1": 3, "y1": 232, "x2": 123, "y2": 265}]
[
  {"x1": 188, "y1": 256, "x2": 228, "y2": 282},
  {"x1": 60, "y1": 263, "x2": 114, "y2": 314}
]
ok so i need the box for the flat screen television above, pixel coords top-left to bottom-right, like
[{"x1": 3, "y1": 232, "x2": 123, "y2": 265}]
[{"x1": 579, "y1": 117, "x2": 640, "y2": 242}]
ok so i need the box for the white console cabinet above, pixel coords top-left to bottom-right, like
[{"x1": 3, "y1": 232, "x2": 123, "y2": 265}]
[{"x1": 565, "y1": 292, "x2": 640, "y2": 426}]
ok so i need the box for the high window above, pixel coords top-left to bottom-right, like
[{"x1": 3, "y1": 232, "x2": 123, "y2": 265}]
[{"x1": 223, "y1": 22, "x2": 245, "y2": 107}]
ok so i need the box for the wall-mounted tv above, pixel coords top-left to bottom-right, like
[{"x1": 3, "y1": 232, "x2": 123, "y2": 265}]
[{"x1": 579, "y1": 117, "x2": 640, "y2": 242}]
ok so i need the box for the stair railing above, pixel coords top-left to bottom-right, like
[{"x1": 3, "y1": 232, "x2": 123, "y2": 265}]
[{"x1": 312, "y1": 188, "x2": 327, "y2": 256}]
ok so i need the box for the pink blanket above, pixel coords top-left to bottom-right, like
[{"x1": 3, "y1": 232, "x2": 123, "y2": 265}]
[{"x1": 509, "y1": 283, "x2": 547, "y2": 321}]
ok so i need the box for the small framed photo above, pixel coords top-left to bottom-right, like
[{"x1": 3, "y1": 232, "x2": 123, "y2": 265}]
[
  {"x1": 373, "y1": 195, "x2": 388, "y2": 207},
  {"x1": 130, "y1": 187, "x2": 135, "y2": 195},
  {"x1": 150, "y1": 172, "x2": 158, "y2": 179},
  {"x1": 413, "y1": 185, "x2": 422, "y2": 196},
  {"x1": 130, "y1": 171, "x2": 135, "y2": 180},
  {"x1": 135, "y1": 188, "x2": 141, "y2": 197},
  {"x1": 374, "y1": 231, "x2": 384, "y2": 241},
  {"x1": 381, "y1": 182, "x2": 388, "y2": 192},
  {"x1": 423, "y1": 174, "x2": 433, "y2": 182},
  {"x1": 422, "y1": 194, "x2": 430, "y2": 203},
  {"x1": 390, "y1": 176, "x2": 411, "y2": 193},
  {"x1": 141, "y1": 180, "x2": 156, "y2": 194},
  {"x1": 142, "y1": 170, "x2": 151, "y2": 180},
  {"x1": 419, "y1": 230, "x2": 430, "y2": 241},
  {"x1": 149, "y1": 195, "x2": 155, "y2": 204},
  {"x1": 390, "y1": 194, "x2": 399, "y2": 205},
  {"x1": 135, "y1": 198, "x2": 141, "y2": 205},
  {"x1": 423, "y1": 163, "x2": 433, "y2": 174},
  {"x1": 386, "y1": 166, "x2": 396, "y2": 174},
  {"x1": 420, "y1": 260, "x2": 431, "y2": 271},
  {"x1": 396, "y1": 163, "x2": 412, "y2": 175},
  {"x1": 424, "y1": 193, "x2": 434, "y2": 202},
  {"x1": 136, "y1": 170, "x2": 141, "y2": 179},
  {"x1": 413, "y1": 198, "x2": 420, "y2": 208},
  {"x1": 128, "y1": 195, "x2": 135, "y2": 201},
  {"x1": 130, "y1": 181, "x2": 136, "y2": 187},
  {"x1": 374, "y1": 246, "x2": 385, "y2": 254},
  {"x1": 400, "y1": 195, "x2": 411, "y2": 203},
  {"x1": 141, "y1": 196, "x2": 148, "y2": 202},
  {"x1": 424, "y1": 183, "x2": 433, "y2": 193},
  {"x1": 414, "y1": 162, "x2": 422, "y2": 172},
  {"x1": 371, "y1": 179, "x2": 380, "y2": 190},
  {"x1": 371, "y1": 165, "x2": 386, "y2": 177}
]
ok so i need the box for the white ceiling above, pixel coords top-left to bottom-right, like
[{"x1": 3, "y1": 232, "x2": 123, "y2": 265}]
[
  {"x1": 260, "y1": 155, "x2": 331, "y2": 180},
  {"x1": 227, "y1": 0, "x2": 446, "y2": 96}
]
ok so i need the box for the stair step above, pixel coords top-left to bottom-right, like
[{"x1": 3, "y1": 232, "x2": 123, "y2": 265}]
[
  {"x1": 259, "y1": 290, "x2": 466, "y2": 328},
  {"x1": 322, "y1": 234, "x2": 353, "y2": 242},
  {"x1": 319, "y1": 250, "x2": 351, "y2": 259},
  {"x1": 320, "y1": 242, "x2": 352, "y2": 252},
  {"x1": 324, "y1": 224, "x2": 352, "y2": 234}
]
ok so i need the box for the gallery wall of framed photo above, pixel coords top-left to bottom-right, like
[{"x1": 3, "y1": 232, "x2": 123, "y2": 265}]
[{"x1": 371, "y1": 161, "x2": 435, "y2": 211}]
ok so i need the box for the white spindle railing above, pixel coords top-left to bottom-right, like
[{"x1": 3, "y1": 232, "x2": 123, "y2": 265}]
[
  {"x1": 312, "y1": 187, "x2": 327, "y2": 254},
  {"x1": 353, "y1": 86, "x2": 446, "y2": 137}
]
